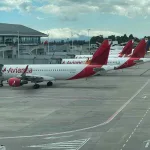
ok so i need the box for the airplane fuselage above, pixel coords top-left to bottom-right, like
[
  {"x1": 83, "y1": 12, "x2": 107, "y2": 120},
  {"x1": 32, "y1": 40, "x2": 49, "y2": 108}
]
[
  {"x1": 1, "y1": 64, "x2": 114, "y2": 81},
  {"x1": 61, "y1": 58, "x2": 150, "y2": 69}
]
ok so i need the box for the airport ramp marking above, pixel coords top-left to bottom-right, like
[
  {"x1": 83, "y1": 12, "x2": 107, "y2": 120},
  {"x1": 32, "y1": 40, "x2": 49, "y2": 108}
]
[
  {"x1": 0, "y1": 79, "x2": 149, "y2": 140},
  {"x1": 120, "y1": 107, "x2": 150, "y2": 150},
  {"x1": 43, "y1": 135, "x2": 73, "y2": 140},
  {"x1": 26, "y1": 138, "x2": 90, "y2": 150}
]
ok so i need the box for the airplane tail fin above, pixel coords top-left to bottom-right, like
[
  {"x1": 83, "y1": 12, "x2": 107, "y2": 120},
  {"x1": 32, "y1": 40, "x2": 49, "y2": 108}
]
[
  {"x1": 89, "y1": 39, "x2": 110, "y2": 65},
  {"x1": 131, "y1": 39, "x2": 146, "y2": 58},
  {"x1": 118, "y1": 40, "x2": 133, "y2": 57}
]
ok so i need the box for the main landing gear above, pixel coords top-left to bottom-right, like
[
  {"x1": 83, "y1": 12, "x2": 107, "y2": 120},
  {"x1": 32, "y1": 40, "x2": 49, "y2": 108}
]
[
  {"x1": 33, "y1": 81, "x2": 53, "y2": 89},
  {"x1": 47, "y1": 81, "x2": 53, "y2": 87},
  {"x1": 33, "y1": 84, "x2": 40, "y2": 89}
]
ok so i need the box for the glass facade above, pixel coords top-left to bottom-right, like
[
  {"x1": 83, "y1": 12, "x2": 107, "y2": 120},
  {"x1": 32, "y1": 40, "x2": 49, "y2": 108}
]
[
  {"x1": 0, "y1": 36, "x2": 41, "y2": 45},
  {"x1": 20, "y1": 37, "x2": 40, "y2": 44}
]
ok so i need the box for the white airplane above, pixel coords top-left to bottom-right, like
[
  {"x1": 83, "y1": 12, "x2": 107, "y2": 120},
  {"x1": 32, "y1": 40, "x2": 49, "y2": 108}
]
[
  {"x1": 61, "y1": 39, "x2": 149, "y2": 70},
  {"x1": 75, "y1": 40, "x2": 134, "y2": 59},
  {"x1": 0, "y1": 40, "x2": 116, "y2": 89}
]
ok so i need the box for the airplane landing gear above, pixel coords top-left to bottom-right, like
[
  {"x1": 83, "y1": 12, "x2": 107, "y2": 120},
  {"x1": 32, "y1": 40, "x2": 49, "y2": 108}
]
[
  {"x1": 0, "y1": 80, "x2": 3, "y2": 87},
  {"x1": 47, "y1": 81, "x2": 53, "y2": 87},
  {"x1": 33, "y1": 81, "x2": 53, "y2": 89},
  {"x1": 33, "y1": 84, "x2": 40, "y2": 89}
]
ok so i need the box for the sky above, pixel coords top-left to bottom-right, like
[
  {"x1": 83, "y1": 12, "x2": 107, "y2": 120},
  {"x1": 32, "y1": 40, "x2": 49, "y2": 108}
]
[{"x1": 0, "y1": 0, "x2": 150, "y2": 40}]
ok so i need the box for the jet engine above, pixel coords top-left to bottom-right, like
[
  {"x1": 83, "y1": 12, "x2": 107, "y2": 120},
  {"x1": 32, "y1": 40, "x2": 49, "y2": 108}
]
[{"x1": 8, "y1": 78, "x2": 28, "y2": 87}]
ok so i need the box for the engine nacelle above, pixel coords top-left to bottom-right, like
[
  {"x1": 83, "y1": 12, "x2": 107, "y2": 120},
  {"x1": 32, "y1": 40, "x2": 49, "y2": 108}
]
[{"x1": 8, "y1": 78, "x2": 28, "y2": 87}]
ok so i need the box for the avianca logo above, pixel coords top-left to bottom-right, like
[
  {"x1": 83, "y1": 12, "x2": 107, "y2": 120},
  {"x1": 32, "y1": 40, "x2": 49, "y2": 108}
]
[{"x1": 2, "y1": 67, "x2": 32, "y2": 73}]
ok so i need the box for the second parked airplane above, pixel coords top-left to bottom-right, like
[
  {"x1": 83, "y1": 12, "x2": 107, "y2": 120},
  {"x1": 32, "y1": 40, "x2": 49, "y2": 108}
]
[
  {"x1": 62, "y1": 39, "x2": 148, "y2": 70},
  {"x1": 75, "y1": 40, "x2": 134, "y2": 59}
]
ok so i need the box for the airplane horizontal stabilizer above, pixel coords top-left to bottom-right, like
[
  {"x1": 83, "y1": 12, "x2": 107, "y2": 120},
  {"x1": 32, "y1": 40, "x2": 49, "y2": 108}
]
[
  {"x1": 94, "y1": 65, "x2": 116, "y2": 73},
  {"x1": 134, "y1": 60, "x2": 144, "y2": 64},
  {"x1": 93, "y1": 68, "x2": 105, "y2": 72}
]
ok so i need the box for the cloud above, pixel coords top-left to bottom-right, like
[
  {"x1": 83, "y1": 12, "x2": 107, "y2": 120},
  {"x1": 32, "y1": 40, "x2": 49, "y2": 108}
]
[
  {"x1": 1, "y1": 0, "x2": 150, "y2": 20},
  {"x1": 35, "y1": 0, "x2": 150, "y2": 20},
  {"x1": 0, "y1": 0, "x2": 32, "y2": 12},
  {"x1": 41, "y1": 28, "x2": 122, "y2": 39},
  {"x1": 36, "y1": 16, "x2": 45, "y2": 20},
  {"x1": 36, "y1": 3, "x2": 99, "y2": 21}
]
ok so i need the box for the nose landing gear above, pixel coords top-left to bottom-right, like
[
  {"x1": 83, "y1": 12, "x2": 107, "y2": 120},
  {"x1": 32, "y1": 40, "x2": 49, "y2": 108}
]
[{"x1": 0, "y1": 80, "x2": 3, "y2": 87}]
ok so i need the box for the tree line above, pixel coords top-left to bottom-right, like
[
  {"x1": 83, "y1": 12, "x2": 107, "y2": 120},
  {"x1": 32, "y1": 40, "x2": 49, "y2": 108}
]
[
  {"x1": 43, "y1": 34, "x2": 150, "y2": 45},
  {"x1": 90, "y1": 34, "x2": 139, "y2": 44}
]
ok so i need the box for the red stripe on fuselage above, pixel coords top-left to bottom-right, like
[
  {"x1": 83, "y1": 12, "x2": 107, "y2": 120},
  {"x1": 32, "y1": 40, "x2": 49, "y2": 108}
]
[
  {"x1": 68, "y1": 65, "x2": 102, "y2": 80},
  {"x1": 115, "y1": 58, "x2": 140, "y2": 69}
]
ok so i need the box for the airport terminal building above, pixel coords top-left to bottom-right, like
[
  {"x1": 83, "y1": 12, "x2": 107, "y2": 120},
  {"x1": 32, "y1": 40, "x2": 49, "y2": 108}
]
[
  {"x1": 0, "y1": 23, "x2": 47, "y2": 45},
  {"x1": 0, "y1": 23, "x2": 75, "y2": 62},
  {"x1": 0, "y1": 23, "x2": 48, "y2": 59}
]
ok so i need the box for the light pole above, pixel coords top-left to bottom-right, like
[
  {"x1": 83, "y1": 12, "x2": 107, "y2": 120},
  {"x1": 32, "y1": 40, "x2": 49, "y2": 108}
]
[
  {"x1": 66, "y1": 38, "x2": 69, "y2": 52},
  {"x1": 87, "y1": 29, "x2": 91, "y2": 53},
  {"x1": 47, "y1": 32, "x2": 50, "y2": 55},
  {"x1": 17, "y1": 31, "x2": 20, "y2": 58},
  {"x1": 71, "y1": 32, "x2": 74, "y2": 51}
]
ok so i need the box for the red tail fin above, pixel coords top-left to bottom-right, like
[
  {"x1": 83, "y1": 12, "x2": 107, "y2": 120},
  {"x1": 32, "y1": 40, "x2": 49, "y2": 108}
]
[
  {"x1": 131, "y1": 39, "x2": 146, "y2": 58},
  {"x1": 119, "y1": 40, "x2": 133, "y2": 56},
  {"x1": 90, "y1": 39, "x2": 110, "y2": 65}
]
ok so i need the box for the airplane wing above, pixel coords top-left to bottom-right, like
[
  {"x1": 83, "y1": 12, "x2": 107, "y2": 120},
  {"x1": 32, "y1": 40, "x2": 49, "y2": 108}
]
[
  {"x1": 21, "y1": 65, "x2": 29, "y2": 77},
  {"x1": 93, "y1": 65, "x2": 116, "y2": 76},
  {"x1": 16, "y1": 65, "x2": 55, "y2": 82},
  {"x1": 94, "y1": 65, "x2": 116, "y2": 73},
  {"x1": 134, "y1": 60, "x2": 144, "y2": 64},
  {"x1": 17, "y1": 74, "x2": 55, "y2": 82}
]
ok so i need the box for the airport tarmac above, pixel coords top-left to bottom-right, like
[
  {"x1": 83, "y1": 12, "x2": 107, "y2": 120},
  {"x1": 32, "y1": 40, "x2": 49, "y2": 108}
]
[{"x1": 0, "y1": 63, "x2": 150, "y2": 150}]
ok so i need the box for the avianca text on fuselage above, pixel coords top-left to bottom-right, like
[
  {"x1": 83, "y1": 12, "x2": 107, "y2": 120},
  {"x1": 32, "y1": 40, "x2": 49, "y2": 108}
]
[{"x1": 2, "y1": 67, "x2": 32, "y2": 74}]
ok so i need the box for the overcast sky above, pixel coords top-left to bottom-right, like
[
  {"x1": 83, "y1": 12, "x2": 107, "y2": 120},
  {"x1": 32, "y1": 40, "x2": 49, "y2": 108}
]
[{"x1": 0, "y1": 0, "x2": 150, "y2": 39}]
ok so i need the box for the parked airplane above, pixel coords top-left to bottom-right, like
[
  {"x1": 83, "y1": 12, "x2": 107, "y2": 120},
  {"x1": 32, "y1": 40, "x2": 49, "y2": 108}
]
[
  {"x1": 75, "y1": 40, "x2": 134, "y2": 59},
  {"x1": 62, "y1": 39, "x2": 148, "y2": 70},
  {"x1": 0, "y1": 40, "x2": 116, "y2": 89}
]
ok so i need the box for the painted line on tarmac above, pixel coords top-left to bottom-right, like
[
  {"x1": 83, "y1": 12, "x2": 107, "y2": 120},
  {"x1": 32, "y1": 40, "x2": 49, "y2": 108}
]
[
  {"x1": 120, "y1": 107, "x2": 150, "y2": 150},
  {"x1": 0, "y1": 79, "x2": 149, "y2": 139}
]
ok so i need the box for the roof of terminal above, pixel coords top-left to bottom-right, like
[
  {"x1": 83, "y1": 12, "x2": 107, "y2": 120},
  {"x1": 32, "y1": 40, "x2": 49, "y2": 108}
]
[{"x1": 0, "y1": 23, "x2": 47, "y2": 37}]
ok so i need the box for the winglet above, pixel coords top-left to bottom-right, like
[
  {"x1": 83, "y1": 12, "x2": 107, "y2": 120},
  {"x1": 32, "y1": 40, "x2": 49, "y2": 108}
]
[
  {"x1": 21, "y1": 65, "x2": 29, "y2": 77},
  {"x1": 89, "y1": 39, "x2": 110, "y2": 65},
  {"x1": 119, "y1": 40, "x2": 133, "y2": 57},
  {"x1": 131, "y1": 39, "x2": 146, "y2": 58}
]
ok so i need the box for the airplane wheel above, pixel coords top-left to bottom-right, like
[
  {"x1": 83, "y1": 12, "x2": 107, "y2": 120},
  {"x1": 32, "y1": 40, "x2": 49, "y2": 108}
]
[
  {"x1": 33, "y1": 84, "x2": 40, "y2": 89},
  {"x1": 47, "y1": 81, "x2": 53, "y2": 86},
  {"x1": 0, "y1": 81, "x2": 3, "y2": 87}
]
